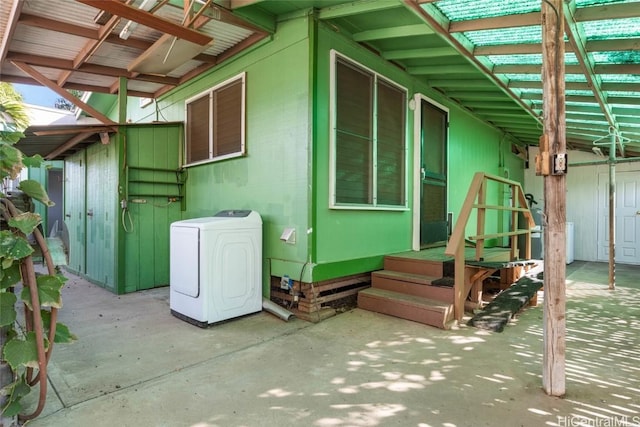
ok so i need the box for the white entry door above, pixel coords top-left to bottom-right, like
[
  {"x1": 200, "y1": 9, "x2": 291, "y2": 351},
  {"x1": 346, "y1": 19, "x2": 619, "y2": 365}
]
[{"x1": 597, "y1": 171, "x2": 640, "y2": 264}]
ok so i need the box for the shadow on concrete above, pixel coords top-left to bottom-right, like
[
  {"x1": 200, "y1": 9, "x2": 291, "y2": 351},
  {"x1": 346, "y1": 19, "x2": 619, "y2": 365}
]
[{"x1": 21, "y1": 261, "x2": 640, "y2": 427}]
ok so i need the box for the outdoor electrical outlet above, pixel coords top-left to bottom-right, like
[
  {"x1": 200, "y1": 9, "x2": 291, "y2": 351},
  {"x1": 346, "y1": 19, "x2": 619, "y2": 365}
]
[{"x1": 280, "y1": 275, "x2": 291, "y2": 290}]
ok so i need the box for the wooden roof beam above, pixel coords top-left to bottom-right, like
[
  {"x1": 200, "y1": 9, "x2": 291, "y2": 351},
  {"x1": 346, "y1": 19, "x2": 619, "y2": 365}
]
[
  {"x1": 6, "y1": 52, "x2": 179, "y2": 86},
  {"x1": 34, "y1": 126, "x2": 118, "y2": 137},
  {"x1": 0, "y1": 74, "x2": 154, "y2": 98},
  {"x1": 228, "y1": 0, "x2": 265, "y2": 9},
  {"x1": 45, "y1": 132, "x2": 100, "y2": 160},
  {"x1": 383, "y1": 46, "x2": 458, "y2": 60},
  {"x1": 57, "y1": 12, "x2": 124, "y2": 87},
  {"x1": 353, "y1": 24, "x2": 434, "y2": 42},
  {"x1": 76, "y1": 0, "x2": 213, "y2": 45},
  {"x1": 450, "y1": 12, "x2": 540, "y2": 33},
  {"x1": 11, "y1": 61, "x2": 117, "y2": 126},
  {"x1": 474, "y1": 38, "x2": 639, "y2": 57},
  {"x1": 19, "y1": 13, "x2": 99, "y2": 39},
  {"x1": 318, "y1": 1, "x2": 402, "y2": 19},
  {"x1": 574, "y1": 2, "x2": 640, "y2": 21},
  {"x1": 0, "y1": 0, "x2": 23, "y2": 65}
]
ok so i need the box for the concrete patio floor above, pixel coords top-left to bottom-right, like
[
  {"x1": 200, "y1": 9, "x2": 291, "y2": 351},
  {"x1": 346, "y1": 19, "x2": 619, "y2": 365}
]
[{"x1": 21, "y1": 261, "x2": 640, "y2": 427}]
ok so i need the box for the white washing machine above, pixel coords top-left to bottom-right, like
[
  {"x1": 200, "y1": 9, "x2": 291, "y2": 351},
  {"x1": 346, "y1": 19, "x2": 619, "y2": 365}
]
[{"x1": 170, "y1": 210, "x2": 262, "y2": 327}]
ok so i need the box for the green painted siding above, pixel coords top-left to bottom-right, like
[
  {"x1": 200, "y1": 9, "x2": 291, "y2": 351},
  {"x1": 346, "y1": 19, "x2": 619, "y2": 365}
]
[
  {"x1": 122, "y1": 124, "x2": 183, "y2": 292},
  {"x1": 85, "y1": 142, "x2": 117, "y2": 291},
  {"x1": 64, "y1": 151, "x2": 86, "y2": 274},
  {"x1": 126, "y1": 17, "x2": 313, "y2": 294},
  {"x1": 27, "y1": 160, "x2": 64, "y2": 236},
  {"x1": 88, "y1": 13, "x2": 525, "y2": 291},
  {"x1": 312, "y1": 19, "x2": 524, "y2": 278}
]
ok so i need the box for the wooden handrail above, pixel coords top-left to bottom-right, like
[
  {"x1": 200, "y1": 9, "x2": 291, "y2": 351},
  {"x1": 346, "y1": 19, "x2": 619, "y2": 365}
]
[
  {"x1": 444, "y1": 172, "x2": 536, "y2": 322},
  {"x1": 468, "y1": 230, "x2": 532, "y2": 240}
]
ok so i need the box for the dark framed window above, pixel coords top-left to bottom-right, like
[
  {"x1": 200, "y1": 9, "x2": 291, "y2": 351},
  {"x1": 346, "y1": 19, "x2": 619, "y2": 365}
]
[
  {"x1": 185, "y1": 73, "x2": 245, "y2": 166},
  {"x1": 331, "y1": 52, "x2": 407, "y2": 209}
]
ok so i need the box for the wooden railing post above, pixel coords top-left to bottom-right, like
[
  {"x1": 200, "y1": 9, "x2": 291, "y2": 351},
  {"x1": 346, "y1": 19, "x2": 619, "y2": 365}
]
[
  {"x1": 475, "y1": 180, "x2": 486, "y2": 261},
  {"x1": 445, "y1": 172, "x2": 536, "y2": 323},
  {"x1": 454, "y1": 236, "x2": 465, "y2": 322}
]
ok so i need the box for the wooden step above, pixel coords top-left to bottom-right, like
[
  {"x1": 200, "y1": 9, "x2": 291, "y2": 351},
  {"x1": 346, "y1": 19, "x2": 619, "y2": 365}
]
[
  {"x1": 383, "y1": 255, "x2": 443, "y2": 277},
  {"x1": 358, "y1": 288, "x2": 454, "y2": 329},
  {"x1": 371, "y1": 270, "x2": 454, "y2": 304}
]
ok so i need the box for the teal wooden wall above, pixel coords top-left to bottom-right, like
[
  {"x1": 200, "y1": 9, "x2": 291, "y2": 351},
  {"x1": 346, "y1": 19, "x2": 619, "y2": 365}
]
[
  {"x1": 64, "y1": 151, "x2": 86, "y2": 274},
  {"x1": 28, "y1": 160, "x2": 64, "y2": 236},
  {"x1": 84, "y1": 142, "x2": 117, "y2": 292},
  {"x1": 122, "y1": 124, "x2": 183, "y2": 292},
  {"x1": 63, "y1": 124, "x2": 181, "y2": 293}
]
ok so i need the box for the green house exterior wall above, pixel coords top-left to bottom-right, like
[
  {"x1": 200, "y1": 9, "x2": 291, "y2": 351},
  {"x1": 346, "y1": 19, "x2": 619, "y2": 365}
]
[
  {"x1": 311, "y1": 20, "x2": 524, "y2": 280},
  {"x1": 79, "y1": 12, "x2": 524, "y2": 294}
]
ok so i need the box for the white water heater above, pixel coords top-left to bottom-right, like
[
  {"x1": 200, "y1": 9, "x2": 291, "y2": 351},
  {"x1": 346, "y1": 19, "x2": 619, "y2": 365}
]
[{"x1": 169, "y1": 210, "x2": 262, "y2": 327}]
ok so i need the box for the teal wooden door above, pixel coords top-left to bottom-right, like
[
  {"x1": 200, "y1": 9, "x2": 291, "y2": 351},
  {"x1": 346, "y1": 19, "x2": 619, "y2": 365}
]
[
  {"x1": 64, "y1": 152, "x2": 86, "y2": 274},
  {"x1": 419, "y1": 97, "x2": 449, "y2": 247},
  {"x1": 85, "y1": 143, "x2": 116, "y2": 291},
  {"x1": 124, "y1": 124, "x2": 183, "y2": 292}
]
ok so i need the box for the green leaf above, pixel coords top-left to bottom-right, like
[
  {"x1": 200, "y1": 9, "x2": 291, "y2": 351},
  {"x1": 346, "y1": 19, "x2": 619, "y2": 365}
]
[
  {"x1": 0, "y1": 291, "x2": 17, "y2": 327},
  {"x1": 22, "y1": 154, "x2": 44, "y2": 168},
  {"x1": 18, "y1": 180, "x2": 54, "y2": 207},
  {"x1": 0, "y1": 143, "x2": 23, "y2": 180},
  {"x1": 1, "y1": 257, "x2": 13, "y2": 269},
  {"x1": 0, "y1": 373, "x2": 32, "y2": 417},
  {"x1": 0, "y1": 130, "x2": 24, "y2": 144},
  {"x1": 0, "y1": 262, "x2": 22, "y2": 289},
  {"x1": 52, "y1": 321, "x2": 77, "y2": 343},
  {"x1": 21, "y1": 274, "x2": 63, "y2": 310},
  {"x1": 0, "y1": 230, "x2": 34, "y2": 261},
  {"x1": 2, "y1": 332, "x2": 44, "y2": 370},
  {"x1": 40, "y1": 311, "x2": 77, "y2": 344},
  {"x1": 7, "y1": 212, "x2": 41, "y2": 235},
  {"x1": 1, "y1": 399, "x2": 22, "y2": 418}
]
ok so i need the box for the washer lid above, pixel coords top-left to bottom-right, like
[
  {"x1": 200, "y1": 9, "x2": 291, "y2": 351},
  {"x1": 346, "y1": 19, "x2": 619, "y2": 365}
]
[{"x1": 214, "y1": 210, "x2": 252, "y2": 218}]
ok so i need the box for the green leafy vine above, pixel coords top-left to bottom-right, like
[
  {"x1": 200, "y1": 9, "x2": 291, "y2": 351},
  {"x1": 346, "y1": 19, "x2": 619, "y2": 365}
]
[{"x1": 1, "y1": 84, "x2": 76, "y2": 423}]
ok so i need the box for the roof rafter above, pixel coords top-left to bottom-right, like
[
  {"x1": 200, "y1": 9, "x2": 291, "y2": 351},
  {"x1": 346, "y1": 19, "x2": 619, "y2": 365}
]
[
  {"x1": 318, "y1": 0, "x2": 403, "y2": 19},
  {"x1": 449, "y1": 11, "x2": 539, "y2": 33},
  {"x1": 382, "y1": 46, "x2": 458, "y2": 60},
  {"x1": 11, "y1": 61, "x2": 117, "y2": 125},
  {"x1": 57, "y1": 13, "x2": 123, "y2": 87},
  {"x1": 353, "y1": 24, "x2": 434, "y2": 42},
  {"x1": 19, "y1": 13, "x2": 98, "y2": 39},
  {"x1": 6, "y1": 52, "x2": 179, "y2": 86},
  {"x1": 0, "y1": 0, "x2": 23, "y2": 66},
  {"x1": 403, "y1": 0, "x2": 541, "y2": 130},
  {"x1": 76, "y1": 0, "x2": 213, "y2": 46},
  {"x1": 563, "y1": 0, "x2": 617, "y2": 137},
  {"x1": 574, "y1": 1, "x2": 640, "y2": 21}
]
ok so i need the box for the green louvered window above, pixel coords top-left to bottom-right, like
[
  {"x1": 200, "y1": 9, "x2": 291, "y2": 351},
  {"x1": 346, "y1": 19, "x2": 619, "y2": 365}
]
[{"x1": 331, "y1": 53, "x2": 407, "y2": 209}]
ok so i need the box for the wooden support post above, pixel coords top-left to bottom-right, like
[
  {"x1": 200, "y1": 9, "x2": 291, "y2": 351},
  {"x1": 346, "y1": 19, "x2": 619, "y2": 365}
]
[
  {"x1": 454, "y1": 239, "x2": 465, "y2": 322},
  {"x1": 541, "y1": 0, "x2": 566, "y2": 397},
  {"x1": 608, "y1": 133, "x2": 616, "y2": 290}
]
